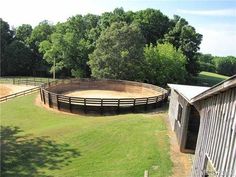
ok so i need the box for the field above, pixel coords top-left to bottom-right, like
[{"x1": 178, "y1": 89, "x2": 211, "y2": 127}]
[
  {"x1": 193, "y1": 71, "x2": 229, "y2": 86},
  {"x1": 1, "y1": 93, "x2": 173, "y2": 177}
]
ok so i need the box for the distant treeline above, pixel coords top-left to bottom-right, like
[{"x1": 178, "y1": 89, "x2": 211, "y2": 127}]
[
  {"x1": 1, "y1": 8, "x2": 235, "y2": 86},
  {"x1": 198, "y1": 54, "x2": 236, "y2": 76}
]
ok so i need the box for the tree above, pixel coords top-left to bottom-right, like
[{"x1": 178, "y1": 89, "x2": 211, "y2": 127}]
[
  {"x1": 39, "y1": 15, "x2": 95, "y2": 78},
  {"x1": 163, "y1": 16, "x2": 202, "y2": 76},
  {"x1": 99, "y1": 8, "x2": 128, "y2": 30},
  {"x1": 4, "y1": 40, "x2": 34, "y2": 76},
  {"x1": 144, "y1": 43, "x2": 187, "y2": 86},
  {"x1": 29, "y1": 20, "x2": 54, "y2": 48},
  {"x1": 133, "y1": 8, "x2": 170, "y2": 44},
  {"x1": 214, "y1": 56, "x2": 236, "y2": 76},
  {"x1": 197, "y1": 53, "x2": 216, "y2": 72},
  {"x1": 0, "y1": 19, "x2": 14, "y2": 76},
  {"x1": 15, "y1": 24, "x2": 32, "y2": 44},
  {"x1": 88, "y1": 22, "x2": 145, "y2": 80}
]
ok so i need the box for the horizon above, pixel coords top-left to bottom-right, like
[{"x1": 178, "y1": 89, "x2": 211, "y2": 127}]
[{"x1": 1, "y1": 0, "x2": 236, "y2": 56}]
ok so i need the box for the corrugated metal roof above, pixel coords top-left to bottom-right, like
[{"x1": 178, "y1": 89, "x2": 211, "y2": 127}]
[{"x1": 168, "y1": 84, "x2": 210, "y2": 101}]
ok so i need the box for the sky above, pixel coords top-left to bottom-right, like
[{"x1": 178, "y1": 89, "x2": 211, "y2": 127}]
[{"x1": 1, "y1": 0, "x2": 236, "y2": 56}]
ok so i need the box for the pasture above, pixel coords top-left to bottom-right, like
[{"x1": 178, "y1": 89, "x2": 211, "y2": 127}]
[
  {"x1": 194, "y1": 71, "x2": 229, "y2": 86},
  {"x1": 1, "y1": 93, "x2": 172, "y2": 177}
]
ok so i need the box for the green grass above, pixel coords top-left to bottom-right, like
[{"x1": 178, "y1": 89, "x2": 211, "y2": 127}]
[
  {"x1": 193, "y1": 71, "x2": 229, "y2": 86},
  {"x1": 0, "y1": 93, "x2": 172, "y2": 177}
]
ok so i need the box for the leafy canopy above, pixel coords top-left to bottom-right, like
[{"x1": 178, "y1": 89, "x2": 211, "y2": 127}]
[
  {"x1": 88, "y1": 22, "x2": 145, "y2": 80},
  {"x1": 144, "y1": 42, "x2": 187, "y2": 86}
]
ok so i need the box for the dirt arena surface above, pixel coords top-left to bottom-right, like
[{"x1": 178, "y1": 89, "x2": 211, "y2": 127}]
[
  {"x1": 0, "y1": 84, "x2": 37, "y2": 97},
  {"x1": 65, "y1": 89, "x2": 161, "y2": 98}
]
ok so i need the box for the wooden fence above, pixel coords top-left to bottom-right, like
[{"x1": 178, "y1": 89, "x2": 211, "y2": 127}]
[
  {"x1": 0, "y1": 77, "x2": 51, "y2": 102},
  {"x1": 0, "y1": 77, "x2": 51, "y2": 85},
  {"x1": 0, "y1": 87, "x2": 40, "y2": 102},
  {"x1": 40, "y1": 79, "x2": 168, "y2": 114}
]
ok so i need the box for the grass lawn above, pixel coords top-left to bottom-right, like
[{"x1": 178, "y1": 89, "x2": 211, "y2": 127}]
[
  {"x1": 0, "y1": 93, "x2": 172, "y2": 177},
  {"x1": 193, "y1": 71, "x2": 229, "y2": 86}
]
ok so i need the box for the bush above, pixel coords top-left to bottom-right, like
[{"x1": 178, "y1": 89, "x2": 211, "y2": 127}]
[
  {"x1": 214, "y1": 56, "x2": 236, "y2": 76},
  {"x1": 144, "y1": 43, "x2": 187, "y2": 86},
  {"x1": 199, "y1": 61, "x2": 216, "y2": 72}
]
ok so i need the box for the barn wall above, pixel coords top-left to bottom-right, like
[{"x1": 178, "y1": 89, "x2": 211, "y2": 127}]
[
  {"x1": 168, "y1": 89, "x2": 191, "y2": 151},
  {"x1": 174, "y1": 94, "x2": 191, "y2": 151},
  {"x1": 191, "y1": 87, "x2": 236, "y2": 177},
  {"x1": 168, "y1": 89, "x2": 179, "y2": 130}
]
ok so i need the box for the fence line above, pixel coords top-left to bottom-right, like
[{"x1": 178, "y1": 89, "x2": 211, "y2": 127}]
[
  {"x1": 0, "y1": 87, "x2": 40, "y2": 102},
  {"x1": 40, "y1": 78, "x2": 168, "y2": 114},
  {"x1": 0, "y1": 77, "x2": 52, "y2": 102}
]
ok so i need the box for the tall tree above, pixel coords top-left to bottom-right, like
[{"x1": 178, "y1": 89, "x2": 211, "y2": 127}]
[
  {"x1": 28, "y1": 20, "x2": 54, "y2": 76},
  {"x1": 88, "y1": 22, "x2": 145, "y2": 80},
  {"x1": 163, "y1": 16, "x2": 202, "y2": 76},
  {"x1": 133, "y1": 8, "x2": 170, "y2": 44},
  {"x1": 39, "y1": 15, "x2": 95, "y2": 78},
  {"x1": 0, "y1": 19, "x2": 14, "y2": 76},
  {"x1": 4, "y1": 40, "x2": 34, "y2": 76}
]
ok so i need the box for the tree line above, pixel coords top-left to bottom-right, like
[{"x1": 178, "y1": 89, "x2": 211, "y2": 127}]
[
  {"x1": 198, "y1": 53, "x2": 236, "y2": 76},
  {"x1": 1, "y1": 8, "x2": 234, "y2": 86}
]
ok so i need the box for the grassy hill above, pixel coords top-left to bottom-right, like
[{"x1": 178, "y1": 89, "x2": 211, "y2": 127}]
[{"x1": 193, "y1": 71, "x2": 229, "y2": 86}]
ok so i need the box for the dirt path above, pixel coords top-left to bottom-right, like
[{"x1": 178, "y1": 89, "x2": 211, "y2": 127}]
[
  {"x1": 0, "y1": 84, "x2": 37, "y2": 97},
  {"x1": 164, "y1": 115, "x2": 193, "y2": 177}
]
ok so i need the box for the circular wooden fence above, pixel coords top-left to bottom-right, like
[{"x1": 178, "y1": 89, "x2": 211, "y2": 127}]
[{"x1": 40, "y1": 79, "x2": 168, "y2": 114}]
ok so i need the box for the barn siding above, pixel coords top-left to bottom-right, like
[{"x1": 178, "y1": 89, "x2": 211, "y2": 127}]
[
  {"x1": 168, "y1": 89, "x2": 179, "y2": 130},
  {"x1": 168, "y1": 89, "x2": 191, "y2": 151},
  {"x1": 175, "y1": 94, "x2": 190, "y2": 151},
  {"x1": 191, "y1": 87, "x2": 236, "y2": 177}
]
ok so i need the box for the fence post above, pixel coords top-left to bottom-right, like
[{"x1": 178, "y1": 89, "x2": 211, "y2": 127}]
[
  {"x1": 13, "y1": 78, "x2": 15, "y2": 85},
  {"x1": 84, "y1": 98, "x2": 87, "y2": 113},
  {"x1": 145, "y1": 98, "x2": 148, "y2": 111},
  {"x1": 39, "y1": 88, "x2": 43, "y2": 101},
  {"x1": 57, "y1": 95, "x2": 60, "y2": 110},
  {"x1": 155, "y1": 96, "x2": 158, "y2": 108},
  {"x1": 100, "y1": 99, "x2": 103, "y2": 115},
  {"x1": 48, "y1": 92, "x2": 51, "y2": 107},
  {"x1": 117, "y1": 99, "x2": 120, "y2": 114},
  {"x1": 133, "y1": 98, "x2": 136, "y2": 113},
  {"x1": 42, "y1": 90, "x2": 46, "y2": 104},
  {"x1": 69, "y1": 97, "x2": 72, "y2": 113}
]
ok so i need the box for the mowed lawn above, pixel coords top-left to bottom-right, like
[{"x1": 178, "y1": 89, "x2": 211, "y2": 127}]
[
  {"x1": 195, "y1": 71, "x2": 229, "y2": 86},
  {"x1": 0, "y1": 93, "x2": 172, "y2": 177}
]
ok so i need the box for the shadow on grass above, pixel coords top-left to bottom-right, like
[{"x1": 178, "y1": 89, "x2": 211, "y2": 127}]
[{"x1": 0, "y1": 126, "x2": 80, "y2": 177}]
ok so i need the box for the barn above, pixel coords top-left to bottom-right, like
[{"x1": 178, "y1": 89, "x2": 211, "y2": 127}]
[
  {"x1": 167, "y1": 84, "x2": 210, "y2": 153},
  {"x1": 168, "y1": 75, "x2": 236, "y2": 177}
]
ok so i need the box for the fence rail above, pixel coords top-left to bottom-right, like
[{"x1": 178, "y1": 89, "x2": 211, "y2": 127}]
[
  {"x1": 0, "y1": 77, "x2": 53, "y2": 102},
  {"x1": 0, "y1": 87, "x2": 40, "y2": 102}
]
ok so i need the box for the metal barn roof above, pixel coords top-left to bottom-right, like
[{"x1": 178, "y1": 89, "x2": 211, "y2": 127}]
[
  {"x1": 168, "y1": 84, "x2": 210, "y2": 102},
  {"x1": 191, "y1": 75, "x2": 236, "y2": 102}
]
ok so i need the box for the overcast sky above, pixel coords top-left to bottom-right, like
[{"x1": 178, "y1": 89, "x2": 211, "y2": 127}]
[{"x1": 1, "y1": 0, "x2": 236, "y2": 56}]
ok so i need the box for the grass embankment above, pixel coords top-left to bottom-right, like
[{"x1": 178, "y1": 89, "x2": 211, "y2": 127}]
[
  {"x1": 193, "y1": 71, "x2": 229, "y2": 86},
  {"x1": 0, "y1": 93, "x2": 172, "y2": 177}
]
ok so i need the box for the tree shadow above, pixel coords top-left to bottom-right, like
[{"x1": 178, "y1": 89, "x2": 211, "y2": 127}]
[{"x1": 0, "y1": 126, "x2": 80, "y2": 177}]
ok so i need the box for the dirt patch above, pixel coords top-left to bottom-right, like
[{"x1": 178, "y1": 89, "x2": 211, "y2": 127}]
[
  {"x1": 164, "y1": 115, "x2": 193, "y2": 177},
  {"x1": 65, "y1": 89, "x2": 161, "y2": 98},
  {"x1": 0, "y1": 86, "x2": 12, "y2": 97},
  {"x1": 0, "y1": 84, "x2": 37, "y2": 97}
]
